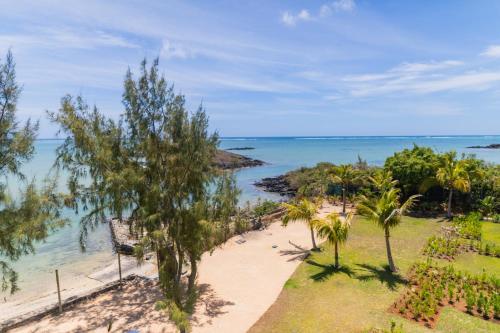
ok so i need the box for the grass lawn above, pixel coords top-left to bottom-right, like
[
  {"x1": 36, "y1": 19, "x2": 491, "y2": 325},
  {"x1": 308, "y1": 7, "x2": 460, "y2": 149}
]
[{"x1": 249, "y1": 216, "x2": 500, "y2": 333}]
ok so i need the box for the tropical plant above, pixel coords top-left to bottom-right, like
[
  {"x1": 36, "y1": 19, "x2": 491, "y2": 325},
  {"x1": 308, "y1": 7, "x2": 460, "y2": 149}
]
[
  {"x1": 314, "y1": 212, "x2": 353, "y2": 268},
  {"x1": 357, "y1": 180, "x2": 420, "y2": 272},
  {"x1": 0, "y1": 50, "x2": 65, "y2": 294},
  {"x1": 384, "y1": 145, "x2": 440, "y2": 199},
  {"x1": 422, "y1": 151, "x2": 471, "y2": 218},
  {"x1": 479, "y1": 196, "x2": 497, "y2": 217},
  {"x1": 368, "y1": 169, "x2": 398, "y2": 194},
  {"x1": 330, "y1": 164, "x2": 362, "y2": 214},
  {"x1": 281, "y1": 198, "x2": 319, "y2": 249}
]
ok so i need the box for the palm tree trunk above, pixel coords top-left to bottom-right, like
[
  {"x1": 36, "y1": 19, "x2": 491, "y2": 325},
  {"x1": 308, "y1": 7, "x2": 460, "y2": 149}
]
[
  {"x1": 310, "y1": 226, "x2": 317, "y2": 250},
  {"x1": 447, "y1": 188, "x2": 453, "y2": 218},
  {"x1": 334, "y1": 241, "x2": 339, "y2": 268},
  {"x1": 342, "y1": 187, "x2": 346, "y2": 215},
  {"x1": 384, "y1": 227, "x2": 397, "y2": 272}
]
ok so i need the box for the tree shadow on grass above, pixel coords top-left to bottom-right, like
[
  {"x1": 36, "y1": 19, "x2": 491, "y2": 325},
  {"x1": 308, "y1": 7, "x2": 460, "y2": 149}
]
[
  {"x1": 306, "y1": 260, "x2": 355, "y2": 282},
  {"x1": 279, "y1": 241, "x2": 311, "y2": 262},
  {"x1": 354, "y1": 263, "x2": 407, "y2": 291}
]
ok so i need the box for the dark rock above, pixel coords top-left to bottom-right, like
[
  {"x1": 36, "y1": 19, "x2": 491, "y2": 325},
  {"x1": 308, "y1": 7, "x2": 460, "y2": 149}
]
[
  {"x1": 214, "y1": 150, "x2": 265, "y2": 169},
  {"x1": 226, "y1": 147, "x2": 255, "y2": 151},
  {"x1": 254, "y1": 175, "x2": 296, "y2": 197},
  {"x1": 467, "y1": 143, "x2": 500, "y2": 149}
]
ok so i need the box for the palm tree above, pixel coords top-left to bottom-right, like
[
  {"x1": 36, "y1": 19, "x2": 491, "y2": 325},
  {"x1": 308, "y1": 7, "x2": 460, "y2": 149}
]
[
  {"x1": 282, "y1": 199, "x2": 319, "y2": 250},
  {"x1": 368, "y1": 170, "x2": 398, "y2": 193},
  {"x1": 357, "y1": 187, "x2": 420, "y2": 272},
  {"x1": 422, "y1": 151, "x2": 470, "y2": 218},
  {"x1": 314, "y1": 212, "x2": 353, "y2": 268},
  {"x1": 331, "y1": 164, "x2": 360, "y2": 215}
]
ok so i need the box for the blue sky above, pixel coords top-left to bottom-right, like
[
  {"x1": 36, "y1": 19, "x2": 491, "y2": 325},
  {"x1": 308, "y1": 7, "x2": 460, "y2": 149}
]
[{"x1": 2, "y1": 0, "x2": 500, "y2": 137}]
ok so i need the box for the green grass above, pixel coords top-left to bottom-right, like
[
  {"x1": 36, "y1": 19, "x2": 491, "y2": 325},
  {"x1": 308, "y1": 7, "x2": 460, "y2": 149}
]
[
  {"x1": 249, "y1": 216, "x2": 500, "y2": 333},
  {"x1": 483, "y1": 221, "x2": 500, "y2": 244}
]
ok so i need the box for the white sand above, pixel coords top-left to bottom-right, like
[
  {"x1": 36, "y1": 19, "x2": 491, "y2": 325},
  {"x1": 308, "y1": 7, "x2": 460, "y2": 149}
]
[{"x1": 7, "y1": 203, "x2": 345, "y2": 333}]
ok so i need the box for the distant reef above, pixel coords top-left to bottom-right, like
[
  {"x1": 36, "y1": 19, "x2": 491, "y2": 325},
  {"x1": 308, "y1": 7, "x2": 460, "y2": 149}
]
[
  {"x1": 226, "y1": 147, "x2": 255, "y2": 151},
  {"x1": 214, "y1": 150, "x2": 264, "y2": 169},
  {"x1": 467, "y1": 143, "x2": 500, "y2": 149}
]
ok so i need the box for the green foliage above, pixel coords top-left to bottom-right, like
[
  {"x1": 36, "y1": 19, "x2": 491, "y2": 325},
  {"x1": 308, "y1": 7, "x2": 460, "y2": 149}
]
[
  {"x1": 453, "y1": 213, "x2": 482, "y2": 240},
  {"x1": 357, "y1": 176, "x2": 420, "y2": 272},
  {"x1": 479, "y1": 196, "x2": 498, "y2": 217},
  {"x1": 422, "y1": 236, "x2": 460, "y2": 259},
  {"x1": 314, "y1": 212, "x2": 353, "y2": 267},
  {"x1": 0, "y1": 50, "x2": 65, "y2": 294},
  {"x1": 50, "y1": 57, "x2": 238, "y2": 330},
  {"x1": 252, "y1": 199, "x2": 279, "y2": 218},
  {"x1": 281, "y1": 198, "x2": 319, "y2": 248},
  {"x1": 399, "y1": 261, "x2": 499, "y2": 321},
  {"x1": 384, "y1": 145, "x2": 440, "y2": 199}
]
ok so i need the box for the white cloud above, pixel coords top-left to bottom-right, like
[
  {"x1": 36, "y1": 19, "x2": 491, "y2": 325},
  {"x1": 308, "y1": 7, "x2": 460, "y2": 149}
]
[
  {"x1": 161, "y1": 39, "x2": 190, "y2": 59},
  {"x1": 0, "y1": 28, "x2": 138, "y2": 51},
  {"x1": 320, "y1": 0, "x2": 356, "y2": 17},
  {"x1": 281, "y1": 10, "x2": 311, "y2": 26},
  {"x1": 350, "y1": 71, "x2": 500, "y2": 96},
  {"x1": 391, "y1": 60, "x2": 463, "y2": 73},
  {"x1": 332, "y1": 0, "x2": 356, "y2": 12},
  {"x1": 480, "y1": 45, "x2": 500, "y2": 58}
]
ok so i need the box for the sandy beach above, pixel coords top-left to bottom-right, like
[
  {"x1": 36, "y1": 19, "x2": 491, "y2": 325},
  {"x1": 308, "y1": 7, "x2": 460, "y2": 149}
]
[{"x1": 7, "y1": 203, "x2": 345, "y2": 333}]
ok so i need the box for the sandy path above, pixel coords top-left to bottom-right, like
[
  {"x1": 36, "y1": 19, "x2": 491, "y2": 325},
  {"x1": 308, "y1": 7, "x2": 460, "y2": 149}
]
[{"x1": 7, "y1": 203, "x2": 344, "y2": 333}]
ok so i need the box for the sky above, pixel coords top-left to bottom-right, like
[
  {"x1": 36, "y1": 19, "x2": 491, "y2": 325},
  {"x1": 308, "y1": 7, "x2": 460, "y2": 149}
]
[{"x1": 1, "y1": 0, "x2": 500, "y2": 137}]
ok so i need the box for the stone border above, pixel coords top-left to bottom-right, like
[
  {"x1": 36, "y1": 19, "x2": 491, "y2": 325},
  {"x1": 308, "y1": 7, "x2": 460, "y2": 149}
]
[{"x1": 0, "y1": 274, "x2": 145, "y2": 332}]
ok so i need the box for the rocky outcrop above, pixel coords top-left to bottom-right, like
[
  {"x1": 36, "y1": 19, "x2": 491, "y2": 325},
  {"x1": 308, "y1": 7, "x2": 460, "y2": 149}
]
[
  {"x1": 254, "y1": 175, "x2": 296, "y2": 197},
  {"x1": 467, "y1": 143, "x2": 500, "y2": 149},
  {"x1": 109, "y1": 218, "x2": 139, "y2": 255},
  {"x1": 214, "y1": 150, "x2": 264, "y2": 169},
  {"x1": 226, "y1": 147, "x2": 255, "y2": 151}
]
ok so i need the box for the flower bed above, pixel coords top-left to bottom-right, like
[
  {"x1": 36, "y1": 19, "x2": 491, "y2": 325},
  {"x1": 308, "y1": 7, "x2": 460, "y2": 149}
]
[{"x1": 391, "y1": 261, "x2": 499, "y2": 328}]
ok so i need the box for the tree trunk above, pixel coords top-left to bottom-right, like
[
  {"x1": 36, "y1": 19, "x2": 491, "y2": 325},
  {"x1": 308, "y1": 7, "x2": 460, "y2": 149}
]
[
  {"x1": 384, "y1": 228, "x2": 397, "y2": 272},
  {"x1": 187, "y1": 256, "x2": 197, "y2": 295},
  {"x1": 447, "y1": 188, "x2": 453, "y2": 218},
  {"x1": 310, "y1": 226, "x2": 317, "y2": 250},
  {"x1": 334, "y1": 242, "x2": 339, "y2": 268},
  {"x1": 342, "y1": 187, "x2": 346, "y2": 215}
]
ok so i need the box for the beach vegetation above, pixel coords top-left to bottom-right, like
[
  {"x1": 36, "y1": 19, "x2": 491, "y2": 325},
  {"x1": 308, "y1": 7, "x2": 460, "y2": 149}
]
[
  {"x1": 0, "y1": 51, "x2": 65, "y2": 294},
  {"x1": 50, "y1": 57, "x2": 239, "y2": 332},
  {"x1": 357, "y1": 176, "x2": 421, "y2": 272},
  {"x1": 314, "y1": 212, "x2": 353, "y2": 268},
  {"x1": 281, "y1": 198, "x2": 319, "y2": 250}
]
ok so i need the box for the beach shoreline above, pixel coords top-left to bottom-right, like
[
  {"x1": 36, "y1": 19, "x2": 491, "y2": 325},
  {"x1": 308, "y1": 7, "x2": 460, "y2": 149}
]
[{"x1": 6, "y1": 203, "x2": 345, "y2": 332}]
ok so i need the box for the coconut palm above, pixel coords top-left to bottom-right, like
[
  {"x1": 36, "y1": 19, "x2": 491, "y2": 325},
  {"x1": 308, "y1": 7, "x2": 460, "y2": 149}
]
[
  {"x1": 331, "y1": 164, "x2": 361, "y2": 215},
  {"x1": 281, "y1": 199, "x2": 319, "y2": 250},
  {"x1": 369, "y1": 170, "x2": 398, "y2": 193},
  {"x1": 314, "y1": 212, "x2": 353, "y2": 268},
  {"x1": 357, "y1": 187, "x2": 420, "y2": 272},
  {"x1": 437, "y1": 152, "x2": 471, "y2": 218}
]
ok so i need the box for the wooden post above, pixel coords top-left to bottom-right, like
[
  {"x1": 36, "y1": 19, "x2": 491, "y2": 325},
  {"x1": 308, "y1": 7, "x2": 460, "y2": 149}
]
[
  {"x1": 118, "y1": 252, "x2": 122, "y2": 288},
  {"x1": 55, "y1": 269, "x2": 62, "y2": 313}
]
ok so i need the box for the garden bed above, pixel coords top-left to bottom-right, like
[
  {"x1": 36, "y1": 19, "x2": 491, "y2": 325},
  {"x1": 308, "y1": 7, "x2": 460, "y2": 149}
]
[{"x1": 390, "y1": 262, "x2": 499, "y2": 329}]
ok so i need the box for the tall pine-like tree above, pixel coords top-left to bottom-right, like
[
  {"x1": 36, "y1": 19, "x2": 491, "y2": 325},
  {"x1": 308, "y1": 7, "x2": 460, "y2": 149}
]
[
  {"x1": 50, "y1": 58, "x2": 239, "y2": 332},
  {"x1": 0, "y1": 50, "x2": 64, "y2": 294}
]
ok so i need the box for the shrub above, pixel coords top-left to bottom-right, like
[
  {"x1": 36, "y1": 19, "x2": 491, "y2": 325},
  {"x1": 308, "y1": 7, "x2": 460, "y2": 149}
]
[{"x1": 453, "y1": 213, "x2": 482, "y2": 240}]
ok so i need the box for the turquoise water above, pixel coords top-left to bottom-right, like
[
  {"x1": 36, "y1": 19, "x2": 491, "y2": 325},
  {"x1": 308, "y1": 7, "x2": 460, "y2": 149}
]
[{"x1": 2, "y1": 136, "x2": 499, "y2": 298}]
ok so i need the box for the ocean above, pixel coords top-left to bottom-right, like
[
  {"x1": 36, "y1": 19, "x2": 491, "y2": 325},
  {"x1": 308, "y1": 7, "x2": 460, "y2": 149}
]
[{"x1": 2, "y1": 136, "x2": 499, "y2": 303}]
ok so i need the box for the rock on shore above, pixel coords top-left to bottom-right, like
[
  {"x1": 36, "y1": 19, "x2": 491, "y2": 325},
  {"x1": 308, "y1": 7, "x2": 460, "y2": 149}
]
[
  {"x1": 214, "y1": 150, "x2": 264, "y2": 169},
  {"x1": 253, "y1": 175, "x2": 296, "y2": 197},
  {"x1": 467, "y1": 143, "x2": 500, "y2": 149}
]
